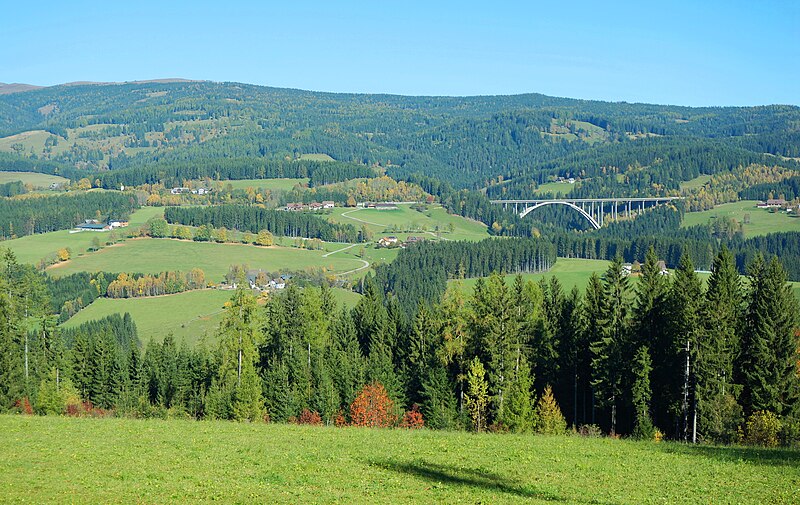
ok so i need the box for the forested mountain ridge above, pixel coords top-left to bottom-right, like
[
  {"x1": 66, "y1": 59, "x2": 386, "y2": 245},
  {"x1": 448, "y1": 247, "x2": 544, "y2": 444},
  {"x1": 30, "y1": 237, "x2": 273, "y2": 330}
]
[{"x1": 1, "y1": 80, "x2": 798, "y2": 191}]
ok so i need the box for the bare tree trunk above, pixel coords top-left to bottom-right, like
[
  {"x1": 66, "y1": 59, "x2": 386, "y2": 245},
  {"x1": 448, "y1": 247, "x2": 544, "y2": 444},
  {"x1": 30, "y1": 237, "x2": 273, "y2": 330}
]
[{"x1": 682, "y1": 338, "x2": 690, "y2": 441}]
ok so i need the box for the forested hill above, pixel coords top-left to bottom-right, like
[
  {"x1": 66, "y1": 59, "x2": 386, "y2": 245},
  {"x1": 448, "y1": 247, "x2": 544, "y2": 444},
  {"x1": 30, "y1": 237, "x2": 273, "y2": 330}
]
[{"x1": 1, "y1": 80, "x2": 798, "y2": 191}]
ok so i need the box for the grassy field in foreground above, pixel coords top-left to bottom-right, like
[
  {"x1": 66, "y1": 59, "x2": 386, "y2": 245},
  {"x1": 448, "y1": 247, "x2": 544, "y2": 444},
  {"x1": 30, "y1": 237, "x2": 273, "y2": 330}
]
[
  {"x1": 62, "y1": 287, "x2": 362, "y2": 345},
  {"x1": 47, "y1": 238, "x2": 363, "y2": 282},
  {"x1": 0, "y1": 171, "x2": 69, "y2": 188},
  {"x1": 682, "y1": 200, "x2": 800, "y2": 237},
  {"x1": 1, "y1": 415, "x2": 797, "y2": 504}
]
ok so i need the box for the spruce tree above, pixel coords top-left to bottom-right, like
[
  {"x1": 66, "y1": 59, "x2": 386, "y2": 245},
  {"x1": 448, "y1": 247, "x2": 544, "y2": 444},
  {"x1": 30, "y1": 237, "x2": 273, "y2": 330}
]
[
  {"x1": 591, "y1": 256, "x2": 630, "y2": 435},
  {"x1": 696, "y1": 247, "x2": 743, "y2": 443},
  {"x1": 631, "y1": 346, "x2": 656, "y2": 440},
  {"x1": 633, "y1": 247, "x2": 672, "y2": 432},
  {"x1": 502, "y1": 354, "x2": 535, "y2": 433},
  {"x1": 668, "y1": 254, "x2": 703, "y2": 441},
  {"x1": 740, "y1": 255, "x2": 800, "y2": 417}
]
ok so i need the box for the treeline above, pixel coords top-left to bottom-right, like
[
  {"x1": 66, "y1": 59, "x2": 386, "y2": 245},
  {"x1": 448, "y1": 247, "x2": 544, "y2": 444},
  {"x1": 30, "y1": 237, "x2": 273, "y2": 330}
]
[
  {"x1": 373, "y1": 238, "x2": 557, "y2": 316},
  {"x1": 97, "y1": 158, "x2": 373, "y2": 189},
  {"x1": 105, "y1": 270, "x2": 206, "y2": 298},
  {"x1": 0, "y1": 180, "x2": 26, "y2": 197},
  {"x1": 740, "y1": 176, "x2": 800, "y2": 201},
  {"x1": 46, "y1": 269, "x2": 207, "y2": 324},
  {"x1": 164, "y1": 205, "x2": 361, "y2": 243},
  {"x1": 0, "y1": 191, "x2": 138, "y2": 239},
  {"x1": 3, "y1": 248, "x2": 798, "y2": 447}
]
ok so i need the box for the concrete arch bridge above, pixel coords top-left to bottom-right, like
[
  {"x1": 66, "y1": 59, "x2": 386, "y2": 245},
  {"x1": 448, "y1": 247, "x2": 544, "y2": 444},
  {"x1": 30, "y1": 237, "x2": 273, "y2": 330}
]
[{"x1": 490, "y1": 197, "x2": 683, "y2": 229}]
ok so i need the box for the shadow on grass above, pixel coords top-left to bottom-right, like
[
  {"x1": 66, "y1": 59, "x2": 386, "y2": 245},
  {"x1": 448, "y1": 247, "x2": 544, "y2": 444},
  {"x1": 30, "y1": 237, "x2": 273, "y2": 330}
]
[
  {"x1": 658, "y1": 442, "x2": 800, "y2": 467},
  {"x1": 368, "y1": 459, "x2": 567, "y2": 502}
]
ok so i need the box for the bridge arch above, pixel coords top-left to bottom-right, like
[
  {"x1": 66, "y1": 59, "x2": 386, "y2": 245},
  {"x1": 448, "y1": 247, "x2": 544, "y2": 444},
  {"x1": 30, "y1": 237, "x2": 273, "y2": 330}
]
[{"x1": 519, "y1": 201, "x2": 601, "y2": 230}]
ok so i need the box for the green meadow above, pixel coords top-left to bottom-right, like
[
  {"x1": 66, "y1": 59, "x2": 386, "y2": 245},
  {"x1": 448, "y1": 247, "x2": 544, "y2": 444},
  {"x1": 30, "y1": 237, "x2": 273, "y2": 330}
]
[
  {"x1": 1, "y1": 415, "x2": 797, "y2": 504},
  {"x1": 47, "y1": 238, "x2": 364, "y2": 282},
  {"x1": 221, "y1": 178, "x2": 309, "y2": 191},
  {"x1": 4, "y1": 206, "x2": 164, "y2": 265},
  {"x1": 682, "y1": 200, "x2": 800, "y2": 237},
  {"x1": 328, "y1": 204, "x2": 490, "y2": 242},
  {"x1": 0, "y1": 171, "x2": 69, "y2": 188},
  {"x1": 532, "y1": 181, "x2": 577, "y2": 195},
  {"x1": 62, "y1": 289, "x2": 232, "y2": 346},
  {"x1": 62, "y1": 286, "x2": 362, "y2": 345},
  {"x1": 454, "y1": 258, "x2": 610, "y2": 294}
]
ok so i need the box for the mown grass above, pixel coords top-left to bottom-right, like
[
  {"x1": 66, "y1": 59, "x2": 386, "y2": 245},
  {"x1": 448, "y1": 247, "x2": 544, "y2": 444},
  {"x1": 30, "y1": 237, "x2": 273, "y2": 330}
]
[
  {"x1": 454, "y1": 258, "x2": 610, "y2": 294},
  {"x1": 62, "y1": 287, "x2": 361, "y2": 345},
  {"x1": 679, "y1": 174, "x2": 712, "y2": 191},
  {"x1": 682, "y1": 200, "x2": 800, "y2": 237},
  {"x1": 47, "y1": 238, "x2": 364, "y2": 282},
  {"x1": 0, "y1": 171, "x2": 69, "y2": 188},
  {"x1": 62, "y1": 289, "x2": 232, "y2": 346},
  {"x1": 221, "y1": 178, "x2": 309, "y2": 191},
  {"x1": 532, "y1": 181, "x2": 577, "y2": 196},
  {"x1": 4, "y1": 206, "x2": 164, "y2": 265},
  {"x1": 0, "y1": 415, "x2": 797, "y2": 504},
  {"x1": 327, "y1": 204, "x2": 490, "y2": 242}
]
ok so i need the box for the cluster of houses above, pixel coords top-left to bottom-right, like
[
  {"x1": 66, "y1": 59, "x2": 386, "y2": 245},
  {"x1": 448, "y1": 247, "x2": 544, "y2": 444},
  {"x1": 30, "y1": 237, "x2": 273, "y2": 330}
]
[
  {"x1": 221, "y1": 272, "x2": 290, "y2": 291},
  {"x1": 73, "y1": 219, "x2": 129, "y2": 232},
  {"x1": 170, "y1": 187, "x2": 212, "y2": 195},
  {"x1": 555, "y1": 176, "x2": 577, "y2": 184},
  {"x1": 622, "y1": 260, "x2": 669, "y2": 276},
  {"x1": 376, "y1": 235, "x2": 425, "y2": 248},
  {"x1": 285, "y1": 201, "x2": 335, "y2": 211}
]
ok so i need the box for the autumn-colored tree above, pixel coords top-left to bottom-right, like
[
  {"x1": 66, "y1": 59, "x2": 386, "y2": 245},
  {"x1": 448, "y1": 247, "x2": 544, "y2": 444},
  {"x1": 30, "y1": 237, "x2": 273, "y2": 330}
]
[
  {"x1": 296, "y1": 408, "x2": 323, "y2": 425},
  {"x1": 400, "y1": 404, "x2": 425, "y2": 429},
  {"x1": 464, "y1": 357, "x2": 489, "y2": 432},
  {"x1": 534, "y1": 385, "x2": 567, "y2": 435},
  {"x1": 350, "y1": 382, "x2": 396, "y2": 428},
  {"x1": 56, "y1": 248, "x2": 71, "y2": 262},
  {"x1": 256, "y1": 229, "x2": 274, "y2": 246}
]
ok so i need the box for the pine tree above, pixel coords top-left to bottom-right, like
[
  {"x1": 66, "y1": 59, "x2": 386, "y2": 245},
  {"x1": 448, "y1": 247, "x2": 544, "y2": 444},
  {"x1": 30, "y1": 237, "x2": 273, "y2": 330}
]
[
  {"x1": 696, "y1": 247, "x2": 743, "y2": 443},
  {"x1": 631, "y1": 346, "x2": 656, "y2": 440},
  {"x1": 421, "y1": 362, "x2": 457, "y2": 430},
  {"x1": 633, "y1": 247, "x2": 672, "y2": 433},
  {"x1": 534, "y1": 385, "x2": 567, "y2": 435},
  {"x1": 502, "y1": 354, "x2": 535, "y2": 433},
  {"x1": 591, "y1": 256, "x2": 630, "y2": 435},
  {"x1": 668, "y1": 254, "x2": 703, "y2": 441},
  {"x1": 210, "y1": 288, "x2": 264, "y2": 421},
  {"x1": 740, "y1": 255, "x2": 800, "y2": 417}
]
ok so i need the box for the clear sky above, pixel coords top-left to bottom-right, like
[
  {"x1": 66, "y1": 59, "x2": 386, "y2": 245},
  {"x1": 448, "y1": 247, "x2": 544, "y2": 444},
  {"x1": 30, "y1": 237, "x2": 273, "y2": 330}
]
[{"x1": 1, "y1": 1, "x2": 797, "y2": 106}]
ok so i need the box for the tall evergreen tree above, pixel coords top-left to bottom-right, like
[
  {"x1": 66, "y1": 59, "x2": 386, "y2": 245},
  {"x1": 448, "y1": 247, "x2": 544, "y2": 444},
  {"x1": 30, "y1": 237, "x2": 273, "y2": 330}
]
[
  {"x1": 696, "y1": 247, "x2": 743, "y2": 443},
  {"x1": 591, "y1": 256, "x2": 630, "y2": 435},
  {"x1": 740, "y1": 255, "x2": 800, "y2": 417}
]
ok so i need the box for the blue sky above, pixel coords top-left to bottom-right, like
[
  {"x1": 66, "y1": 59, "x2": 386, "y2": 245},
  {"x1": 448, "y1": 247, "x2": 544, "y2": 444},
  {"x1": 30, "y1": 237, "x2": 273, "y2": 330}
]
[{"x1": 1, "y1": 1, "x2": 797, "y2": 106}]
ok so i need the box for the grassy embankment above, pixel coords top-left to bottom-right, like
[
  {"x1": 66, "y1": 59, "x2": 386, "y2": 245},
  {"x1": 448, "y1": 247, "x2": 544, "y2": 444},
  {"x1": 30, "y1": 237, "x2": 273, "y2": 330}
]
[{"x1": 1, "y1": 415, "x2": 797, "y2": 504}]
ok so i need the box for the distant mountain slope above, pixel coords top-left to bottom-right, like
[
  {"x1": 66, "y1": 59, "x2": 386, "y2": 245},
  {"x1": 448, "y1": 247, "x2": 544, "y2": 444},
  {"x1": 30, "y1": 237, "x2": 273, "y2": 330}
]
[
  {"x1": 0, "y1": 80, "x2": 797, "y2": 191},
  {"x1": 0, "y1": 83, "x2": 43, "y2": 95}
]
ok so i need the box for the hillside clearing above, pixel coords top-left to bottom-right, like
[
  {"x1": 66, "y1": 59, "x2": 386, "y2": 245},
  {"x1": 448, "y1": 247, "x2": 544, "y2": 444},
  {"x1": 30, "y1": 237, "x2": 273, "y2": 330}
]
[
  {"x1": 0, "y1": 415, "x2": 796, "y2": 504},
  {"x1": 0, "y1": 171, "x2": 68, "y2": 188},
  {"x1": 682, "y1": 200, "x2": 800, "y2": 237},
  {"x1": 47, "y1": 238, "x2": 364, "y2": 282}
]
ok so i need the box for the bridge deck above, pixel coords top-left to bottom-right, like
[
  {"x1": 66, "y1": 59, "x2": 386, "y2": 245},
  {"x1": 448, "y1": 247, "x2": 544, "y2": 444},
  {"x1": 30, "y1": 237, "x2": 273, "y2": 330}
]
[{"x1": 490, "y1": 197, "x2": 683, "y2": 204}]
